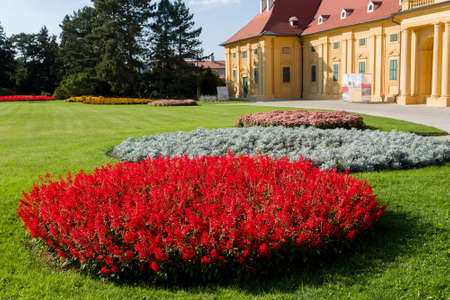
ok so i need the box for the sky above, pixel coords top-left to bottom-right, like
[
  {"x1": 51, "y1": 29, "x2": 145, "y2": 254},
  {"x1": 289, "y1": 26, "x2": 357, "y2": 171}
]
[{"x1": 0, "y1": 0, "x2": 259, "y2": 60}]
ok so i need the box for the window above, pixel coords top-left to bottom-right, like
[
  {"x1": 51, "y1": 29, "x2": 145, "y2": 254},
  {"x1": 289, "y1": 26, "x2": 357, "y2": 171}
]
[
  {"x1": 233, "y1": 70, "x2": 237, "y2": 83},
  {"x1": 341, "y1": 9, "x2": 348, "y2": 20},
  {"x1": 282, "y1": 47, "x2": 291, "y2": 54},
  {"x1": 311, "y1": 65, "x2": 317, "y2": 82},
  {"x1": 254, "y1": 49, "x2": 258, "y2": 55},
  {"x1": 242, "y1": 51, "x2": 247, "y2": 59},
  {"x1": 254, "y1": 68, "x2": 259, "y2": 84},
  {"x1": 232, "y1": 53, "x2": 236, "y2": 58},
  {"x1": 311, "y1": 46, "x2": 316, "y2": 53},
  {"x1": 283, "y1": 67, "x2": 290, "y2": 83},
  {"x1": 359, "y1": 61, "x2": 366, "y2": 74},
  {"x1": 333, "y1": 64, "x2": 339, "y2": 82},
  {"x1": 359, "y1": 38, "x2": 366, "y2": 46},
  {"x1": 390, "y1": 34, "x2": 398, "y2": 42},
  {"x1": 389, "y1": 59, "x2": 398, "y2": 80},
  {"x1": 318, "y1": 15, "x2": 324, "y2": 25},
  {"x1": 333, "y1": 42, "x2": 339, "y2": 49}
]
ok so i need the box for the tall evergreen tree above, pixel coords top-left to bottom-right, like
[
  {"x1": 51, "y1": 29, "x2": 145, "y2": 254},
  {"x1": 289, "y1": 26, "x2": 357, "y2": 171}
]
[
  {"x1": 92, "y1": 0, "x2": 155, "y2": 96},
  {"x1": 147, "y1": 0, "x2": 205, "y2": 97},
  {"x1": 11, "y1": 27, "x2": 60, "y2": 94},
  {"x1": 59, "y1": 7, "x2": 99, "y2": 76},
  {"x1": 171, "y1": 0, "x2": 203, "y2": 62},
  {"x1": 0, "y1": 23, "x2": 16, "y2": 90}
]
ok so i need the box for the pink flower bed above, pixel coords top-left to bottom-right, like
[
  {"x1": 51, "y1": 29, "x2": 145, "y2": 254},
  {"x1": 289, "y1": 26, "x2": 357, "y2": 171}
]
[
  {"x1": 149, "y1": 99, "x2": 198, "y2": 106},
  {"x1": 0, "y1": 95, "x2": 55, "y2": 102},
  {"x1": 236, "y1": 110, "x2": 365, "y2": 129}
]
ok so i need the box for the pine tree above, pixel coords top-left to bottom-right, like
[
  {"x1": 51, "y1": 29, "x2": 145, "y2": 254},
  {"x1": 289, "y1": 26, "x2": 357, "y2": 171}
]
[
  {"x1": 0, "y1": 23, "x2": 16, "y2": 90},
  {"x1": 11, "y1": 27, "x2": 60, "y2": 94},
  {"x1": 171, "y1": 0, "x2": 204, "y2": 62},
  {"x1": 147, "y1": 0, "x2": 205, "y2": 97},
  {"x1": 59, "y1": 7, "x2": 99, "y2": 76},
  {"x1": 92, "y1": 0, "x2": 155, "y2": 96}
]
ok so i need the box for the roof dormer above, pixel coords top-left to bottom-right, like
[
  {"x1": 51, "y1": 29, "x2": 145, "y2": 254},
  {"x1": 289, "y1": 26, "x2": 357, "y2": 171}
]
[
  {"x1": 318, "y1": 15, "x2": 330, "y2": 25},
  {"x1": 368, "y1": 1, "x2": 382, "y2": 13},
  {"x1": 289, "y1": 16, "x2": 299, "y2": 27},
  {"x1": 340, "y1": 9, "x2": 353, "y2": 20}
]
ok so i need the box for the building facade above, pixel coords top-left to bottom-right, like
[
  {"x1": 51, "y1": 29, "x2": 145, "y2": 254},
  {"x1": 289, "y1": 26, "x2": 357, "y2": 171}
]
[{"x1": 222, "y1": 0, "x2": 450, "y2": 107}]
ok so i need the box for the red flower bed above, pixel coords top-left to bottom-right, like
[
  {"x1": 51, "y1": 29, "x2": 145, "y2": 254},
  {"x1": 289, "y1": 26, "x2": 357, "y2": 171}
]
[
  {"x1": 18, "y1": 155, "x2": 385, "y2": 282},
  {"x1": 149, "y1": 99, "x2": 197, "y2": 106},
  {"x1": 236, "y1": 110, "x2": 365, "y2": 129},
  {"x1": 0, "y1": 95, "x2": 55, "y2": 102}
]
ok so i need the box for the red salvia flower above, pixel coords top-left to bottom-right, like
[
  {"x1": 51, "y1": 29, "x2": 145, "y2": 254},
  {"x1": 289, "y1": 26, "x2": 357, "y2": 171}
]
[{"x1": 17, "y1": 154, "x2": 386, "y2": 279}]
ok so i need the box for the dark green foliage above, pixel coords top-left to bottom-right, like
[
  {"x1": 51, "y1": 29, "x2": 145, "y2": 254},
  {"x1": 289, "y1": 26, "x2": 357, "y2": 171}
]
[
  {"x1": 200, "y1": 68, "x2": 225, "y2": 95},
  {"x1": 91, "y1": 0, "x2": 154, "y2": 96},
  {"x1": 147, "y1": 0, "x2": 211, "y2": 99},
  {"x1": 2, "y1": 0, "x2": 222, "y2": 99},
  {"x1": 10, "y1": 27, "x2": 61, "y2": 94},
  {"x1": 53, "y1": 73, "x2": 104, "y2": 99},
  {"x1": 59, "y1": 7, "x2": 99, "y2": 76},
  {"x1": 0, "y1": 23, "x2": 16, "y2": 89}
]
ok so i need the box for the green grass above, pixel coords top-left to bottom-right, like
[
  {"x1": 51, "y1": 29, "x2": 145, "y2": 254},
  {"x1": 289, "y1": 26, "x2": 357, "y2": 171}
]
[{"x1": 0, "y1": 101, "x2": 448, "y2": 299}]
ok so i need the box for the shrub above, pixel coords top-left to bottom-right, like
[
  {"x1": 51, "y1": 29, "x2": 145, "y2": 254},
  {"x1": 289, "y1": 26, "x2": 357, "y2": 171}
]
[
  {"x1": 149, "y1": 99, "x2": 197, "y2": 106},
  {"x1": 53, "y1": 73, "x2": 99, "y2": 100},
  {"x1": 236, "y1": 110, "x2": 365, "y2": 129},
  {"x1": 0, "y1": 88, "x2": 15, "y2": 96},
  {"x1": 0, "y1": 95, "x2": 55, "y2": 102},
  {"x1": 18, "y1": 154, "x2": 385, "y2": 282},
  {"x1": 65, "y1": 96, "x2": 152, "y2": 105},
  {"x1": 111, "y1": 127, "x2": 450, "y2": 172}
]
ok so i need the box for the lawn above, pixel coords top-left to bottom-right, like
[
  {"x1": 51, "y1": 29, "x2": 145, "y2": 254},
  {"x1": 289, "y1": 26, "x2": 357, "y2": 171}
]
[{"x1": 0, "y1": 101, "x2": 449, "y2": 299}]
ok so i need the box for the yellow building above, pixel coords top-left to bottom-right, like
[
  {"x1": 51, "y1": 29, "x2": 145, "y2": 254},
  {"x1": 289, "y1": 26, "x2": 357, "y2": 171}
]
[{"x1": 222, "y1": 0, "x2": 450, "y2": 107}]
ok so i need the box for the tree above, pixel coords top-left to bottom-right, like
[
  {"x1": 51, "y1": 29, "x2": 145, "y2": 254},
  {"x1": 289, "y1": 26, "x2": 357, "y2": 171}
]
[
  {"x1": 171, "y1": 0, "x2": 203, "y2": 63},
  {"x1": 0, "y1": 23, "x2": 16, "y2": 91},
  {"x1": 59, "y1": 7, "x2": 99, "y2": 76},
  {"x1": 92, "y1": 0, "x2": 155, "y2": 96},
  {"x1": 147, "y1": 0, "x2": 205, "y2": 98},
  {"x1": 11, "y1": 27, "x2": 60, "y2": 94}
]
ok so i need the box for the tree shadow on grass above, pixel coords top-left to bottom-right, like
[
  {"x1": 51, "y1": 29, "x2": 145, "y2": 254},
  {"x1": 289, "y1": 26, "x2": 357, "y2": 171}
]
[{"x1": 158, "y1": 209, "x2": 434, "y2": 296}]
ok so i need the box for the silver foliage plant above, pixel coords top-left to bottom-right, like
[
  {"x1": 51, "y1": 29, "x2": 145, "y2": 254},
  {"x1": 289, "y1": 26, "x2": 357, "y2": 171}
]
[{"x1": 112, "y1": 127, "x2": 450, "y2": 172}]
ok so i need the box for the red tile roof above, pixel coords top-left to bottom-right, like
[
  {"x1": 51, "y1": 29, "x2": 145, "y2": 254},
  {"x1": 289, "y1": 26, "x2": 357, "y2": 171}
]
[
  {"x1": 303, "y1": 0, "x2": 401, "y2": 35},
  {"x1": 223, "y1": 0, "x2": 322, "y2": 45},
  {"x1": 223, "y1": 0, "x2": 402, "y2": 45},
  {"x1": 193, "y1": 60, "x2": 225, "y2": 69}
]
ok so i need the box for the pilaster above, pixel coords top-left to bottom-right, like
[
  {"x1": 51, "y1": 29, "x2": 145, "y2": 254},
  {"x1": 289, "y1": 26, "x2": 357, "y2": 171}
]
[
  {"x1": 398, "y1": 29, "x2": 415, "y2": 104},
  {"x1": 430, "y1": 23, "x2": 443, "y2": 99},
  {"x1": 322, "y1": 37, "x2": 329, "y2": 97},
  {"x1": 374, "y1": 29, "x2": 384, "y2": 102},
  {"x1": 437, "y1": 22, "x2": 450, "y2": 107}
]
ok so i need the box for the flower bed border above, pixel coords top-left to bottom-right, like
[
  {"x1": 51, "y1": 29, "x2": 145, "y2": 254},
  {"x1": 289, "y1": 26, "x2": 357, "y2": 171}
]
[{"x1": 236, "y1": 110, "x2": 365, "y2": 129}]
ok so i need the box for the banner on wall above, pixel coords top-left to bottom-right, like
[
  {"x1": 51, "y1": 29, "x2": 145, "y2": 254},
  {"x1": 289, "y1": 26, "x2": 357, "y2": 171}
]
[{"x1": 342, "y1": 74, "x2": 372, "y2": 102}]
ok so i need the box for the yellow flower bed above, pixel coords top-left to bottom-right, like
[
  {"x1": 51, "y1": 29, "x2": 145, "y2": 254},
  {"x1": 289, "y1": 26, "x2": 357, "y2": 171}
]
[{"x1": 65, "y1": 96, "x2": 152, "y2": 105}]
